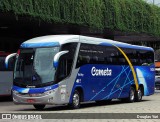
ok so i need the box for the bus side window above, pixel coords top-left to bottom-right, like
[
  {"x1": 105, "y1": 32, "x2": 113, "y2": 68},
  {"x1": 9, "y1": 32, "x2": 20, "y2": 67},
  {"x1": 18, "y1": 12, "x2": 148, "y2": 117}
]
[
  {"x1": 111, "y1": 57, "x2": 117, "y2": 65},
  {"x1": 137, "y1": 50, "x2": 154, "y2": 66},
  {"x1": 77, "y1": 55, "x2": 90, "y2": 66},
  {"x1": 147, "y1": 59, "x2": 153, "y2": 64},
  {"x1": 55, "y1": 43, "x2": 77, "y2": 81},
  {"x1": 105, "y1": 57, "x2": 112, "y2": 64},
  {"x1": 92, "y1": 56, "x2": 98, "y2": 64},
  {"x1": 119, "y1": 58, "x2": 126, "y2": 65},
  {"x1": 56, "y1": 56, "x2": 68, "y2": 80},
  {"x1": 130, "y1": 59, "x2": 138, "y2": 65}
]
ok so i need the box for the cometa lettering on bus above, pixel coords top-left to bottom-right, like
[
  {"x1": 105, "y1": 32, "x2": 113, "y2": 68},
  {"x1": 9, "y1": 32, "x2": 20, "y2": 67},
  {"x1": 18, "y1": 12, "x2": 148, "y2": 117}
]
[{"x1": 91, "y1": 67, "x2": 112, "y2": 76}]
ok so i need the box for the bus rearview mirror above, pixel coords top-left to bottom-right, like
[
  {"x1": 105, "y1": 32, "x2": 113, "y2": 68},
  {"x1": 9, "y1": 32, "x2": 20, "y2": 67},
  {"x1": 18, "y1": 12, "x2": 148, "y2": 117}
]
[
  {"x1": 53, "y1": 50, "x2": 69, "y2": 69},
  {"x1": 5, "y1": 53, "x2": 17, "y2": 69}
]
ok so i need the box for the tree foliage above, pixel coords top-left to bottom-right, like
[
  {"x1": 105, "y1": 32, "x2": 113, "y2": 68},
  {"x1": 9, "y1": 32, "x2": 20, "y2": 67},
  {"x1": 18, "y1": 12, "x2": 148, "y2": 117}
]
[{"x1": 0, "y1": 0, "x2": 160, "y2": 36}]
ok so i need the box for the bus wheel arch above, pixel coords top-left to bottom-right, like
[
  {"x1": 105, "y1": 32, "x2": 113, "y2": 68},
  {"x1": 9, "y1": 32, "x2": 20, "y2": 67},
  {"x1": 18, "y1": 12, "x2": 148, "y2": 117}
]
[
  {"x1": 75, "y1": 87, "x2": 84, "y2": 102},
  {"x1": 69, "y1": 87, "x2": 84, "y2": 109}
]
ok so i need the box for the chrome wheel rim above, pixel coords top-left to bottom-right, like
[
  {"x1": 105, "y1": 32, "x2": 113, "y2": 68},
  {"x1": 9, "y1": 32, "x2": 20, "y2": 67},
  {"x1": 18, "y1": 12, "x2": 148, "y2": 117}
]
[
  {"x1": 138, "y1": 90, "x2": 142, "y2": 100},
  {"x1": 130, "y1": 89, "x2": 134, "y2": 101},
  {"x1": 73, "y1": 93, "x2": 79, "y2": 107}
]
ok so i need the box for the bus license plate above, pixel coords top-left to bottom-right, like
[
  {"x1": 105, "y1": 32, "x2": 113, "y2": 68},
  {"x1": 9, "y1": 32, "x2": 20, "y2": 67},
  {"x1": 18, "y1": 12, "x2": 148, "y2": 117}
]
[{"x1": 27, "y1": 99, "x2": 35, "y2": 103}]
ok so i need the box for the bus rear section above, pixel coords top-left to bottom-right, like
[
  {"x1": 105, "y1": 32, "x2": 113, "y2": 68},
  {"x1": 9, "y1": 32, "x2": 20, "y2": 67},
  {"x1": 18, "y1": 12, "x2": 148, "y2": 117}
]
[
  {"x1": 0, "y1": 52, "x2": 15, "y2": 96},
  {"x1": 71, "y1": 43, "x2": 155, "y2": 105}
]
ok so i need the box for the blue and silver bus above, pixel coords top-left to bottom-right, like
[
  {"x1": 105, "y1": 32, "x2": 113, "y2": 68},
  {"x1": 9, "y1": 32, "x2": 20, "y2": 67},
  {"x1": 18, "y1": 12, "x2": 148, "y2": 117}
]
[{"x1": 11, "y1": 35, "x2": 155, "y2": 109}]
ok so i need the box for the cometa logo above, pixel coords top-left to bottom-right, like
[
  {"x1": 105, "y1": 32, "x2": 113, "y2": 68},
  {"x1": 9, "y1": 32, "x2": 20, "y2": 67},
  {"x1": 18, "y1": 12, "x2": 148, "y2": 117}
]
[{"x1": 91, "y1": 67, "x2": 112, "y2": 76}]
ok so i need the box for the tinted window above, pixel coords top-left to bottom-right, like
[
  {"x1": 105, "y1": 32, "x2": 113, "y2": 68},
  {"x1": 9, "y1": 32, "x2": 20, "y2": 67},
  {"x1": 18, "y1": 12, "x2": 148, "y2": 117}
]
[
  {"x1": 55, "y1": 43, "x2": 77, "y2": 81},
  {"x1": 76, "y1": 43, "x2": 154, "y2": 67},
  {"x1": 139, "y1": 50, "x2": 154, "y2": 66},
  {"x1": 76, "y1": 43, "x2": 120, "y2": 68},
  {"x1": 123, "y1": 48, "x2": 154, "y2": 66}
]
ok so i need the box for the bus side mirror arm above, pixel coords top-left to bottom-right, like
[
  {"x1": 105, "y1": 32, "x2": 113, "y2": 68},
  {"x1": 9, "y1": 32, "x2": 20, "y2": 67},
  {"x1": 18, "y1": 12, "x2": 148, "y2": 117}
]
[
  {"x1": 5, "y1": 53, "x2": 17, "y2": 69},
  {"x1": 53, "y1": 51, "x2": 69, "y2": 69}
]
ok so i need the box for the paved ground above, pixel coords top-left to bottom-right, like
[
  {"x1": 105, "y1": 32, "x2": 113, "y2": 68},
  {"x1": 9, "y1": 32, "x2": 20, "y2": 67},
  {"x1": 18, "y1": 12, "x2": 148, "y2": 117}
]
[{"x1": 0, "y1": 91, "x2": 160, "y2": 122}]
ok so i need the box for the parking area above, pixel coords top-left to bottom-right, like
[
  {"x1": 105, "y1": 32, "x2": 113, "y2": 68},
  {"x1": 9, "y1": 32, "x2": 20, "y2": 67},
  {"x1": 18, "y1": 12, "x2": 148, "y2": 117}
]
[{"x1": 0, "y1": 91, "x2": 160, "y2": 121}]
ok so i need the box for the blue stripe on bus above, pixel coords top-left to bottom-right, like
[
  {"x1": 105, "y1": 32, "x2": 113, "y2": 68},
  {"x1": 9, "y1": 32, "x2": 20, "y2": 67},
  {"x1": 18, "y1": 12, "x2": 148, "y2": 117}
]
[
  {"x1": 21, "y1": 42, "x2": 60, "y2": 48},
  {"x1": 12, "y1": 84, "x2": 59, "y2": 94}
]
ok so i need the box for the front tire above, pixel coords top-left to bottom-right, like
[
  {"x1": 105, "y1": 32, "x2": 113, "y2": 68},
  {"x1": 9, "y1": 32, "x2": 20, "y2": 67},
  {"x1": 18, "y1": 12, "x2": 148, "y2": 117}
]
[
  {"x1": 70, "y1": 90, "x2": 80, "y2": 109},
  {"x1": 33, "y1": 104, "x2": 45, "y2": 110}
]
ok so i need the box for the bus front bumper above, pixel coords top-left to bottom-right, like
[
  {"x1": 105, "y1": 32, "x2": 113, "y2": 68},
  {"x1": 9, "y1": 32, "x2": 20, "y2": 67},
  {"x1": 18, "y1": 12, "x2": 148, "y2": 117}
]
[{"x1": 12, "y1": 90, "x2": 65, "y2": 105}]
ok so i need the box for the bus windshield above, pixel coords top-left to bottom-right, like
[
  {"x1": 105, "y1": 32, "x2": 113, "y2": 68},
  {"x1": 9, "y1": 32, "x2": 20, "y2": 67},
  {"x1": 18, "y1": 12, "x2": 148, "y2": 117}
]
[{"x1": 14, "y1": 47, "x2": 59, "y2": 87}]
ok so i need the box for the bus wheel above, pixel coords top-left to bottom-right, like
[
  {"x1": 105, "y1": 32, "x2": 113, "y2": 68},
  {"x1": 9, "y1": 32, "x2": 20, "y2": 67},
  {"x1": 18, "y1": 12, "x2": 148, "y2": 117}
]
[
  {"x1": 33, "y1": 104, "x2": 45, "y2": 110},
  {"x1": 70, "y1": 90, "x2": 80, "y2": 109},
  {"x1": 135, "y1": 87, "x2": 143, "y2": 102},
  {"x1": 127, "y1": 86, "x2": 135, "y2": 103}
]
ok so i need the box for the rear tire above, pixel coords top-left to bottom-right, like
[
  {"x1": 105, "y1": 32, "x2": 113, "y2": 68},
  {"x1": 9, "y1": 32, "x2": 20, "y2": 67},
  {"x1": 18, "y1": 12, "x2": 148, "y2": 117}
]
[
  {"x1": 126, "y1": 86, "x2": 135, "y2": 103},
  {"x1": 70, "y1": 90, "x2": 80, "y2": 109},
  {"x1": 33, "y1": 104, "x2": 45, "y2": 110},
  {"x1": 135, "y1": 87, "x2": 143, "y2": 102}
]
